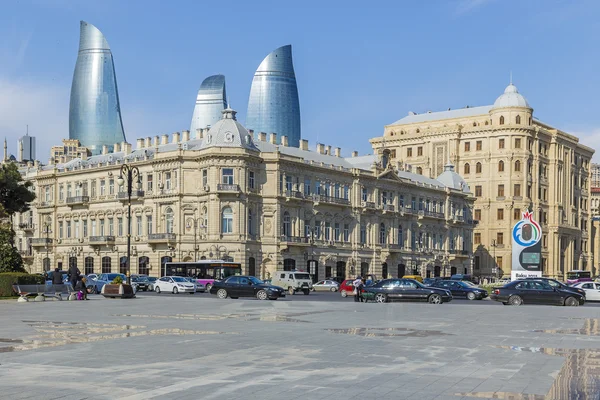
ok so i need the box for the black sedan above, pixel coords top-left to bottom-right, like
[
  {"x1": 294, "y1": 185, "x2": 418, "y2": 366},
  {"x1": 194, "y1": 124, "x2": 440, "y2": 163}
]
[
  {"x1": 490, "y1": 279, "x2": 585, "y2": 306},
  {"x1": 534, "y1": 278, "x2": 586, "y2": 298},
  {"x1": 131, "y1": 275, "x2": 151, "y2": 291},
  {"x1": 430, "y1": 280, "x2": 488, "y2": 300},
  {"x1": 362, "y1": 278, "x2": 452, "y2": 304},
  {"x1": 209, "y1": 276, "x2": 286, "y2": 300}
]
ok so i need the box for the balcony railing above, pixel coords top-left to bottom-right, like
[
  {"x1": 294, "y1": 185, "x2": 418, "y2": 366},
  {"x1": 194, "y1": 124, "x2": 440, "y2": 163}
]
[
  {"x1": 284, "y1": 190, "x2": 304, "y2": 199},
  {"x1": 281, "y1": 236, "x2": 310, "y2": 244},
  {"x1": 18, "y1": 223, "x2": 34, "y2": 231},
  {"x1": 66, "y1": 196, "x2": 90, "y2": 206},
  {"x1": 148, "y1": 233, "x2": 177, "y2": 243},
  {"x1": 117, "y1": 190, "x2": 145, "y2": 200},
  {"x1": 89, "y1": 236, "x2": 116, "y2": 244},
  {"x1": 403, "y1": 206, "x2": 417, "y2": 214},
  {"x1": 217, "y1": 184, "x2": 240, "y2": 192},
  {"x1": 383, "y1": 204, "x2": 395, "y2": 212},
  {"x1": 361, "y1": 201, "x2": 376, "y2": 209},
  {"x1": 31, "y1": 238, "x2": 53, "y2": 247},
  {"x1": 19, "y1": 249, "x2": 33, "y2": 257}
]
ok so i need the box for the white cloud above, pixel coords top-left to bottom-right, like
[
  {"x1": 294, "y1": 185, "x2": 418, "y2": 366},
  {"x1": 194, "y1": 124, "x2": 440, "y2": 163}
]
[
  {"x1": 455, "y1": 0, "x2": 497, "y2": 15},
  {"x1": 0, "y1": 78, "x2": 69, "y2": 162}
]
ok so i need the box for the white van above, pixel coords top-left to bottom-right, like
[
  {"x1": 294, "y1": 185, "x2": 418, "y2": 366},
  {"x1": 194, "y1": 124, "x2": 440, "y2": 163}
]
[{"x1": 271, "y1": 271, "x2": 313, "y2": 295}]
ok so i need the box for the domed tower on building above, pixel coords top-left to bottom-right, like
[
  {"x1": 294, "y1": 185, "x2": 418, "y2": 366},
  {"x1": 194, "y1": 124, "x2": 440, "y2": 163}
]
[
  {"x1": 489, "y1": 83, "x2": 533, "y2": 127},
  {"x1": 198, "y1": 107, "x2": 258, "y2": 152}
]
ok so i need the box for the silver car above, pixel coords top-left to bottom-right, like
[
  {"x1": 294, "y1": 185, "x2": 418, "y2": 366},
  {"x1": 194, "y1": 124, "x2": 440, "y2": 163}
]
[{"x1": 312, "y1": 280, "x2": 339, "y2": 292}]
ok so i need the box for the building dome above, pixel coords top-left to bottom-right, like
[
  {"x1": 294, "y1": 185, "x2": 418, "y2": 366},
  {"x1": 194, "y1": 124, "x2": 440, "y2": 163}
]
[
  {"x1": 199, "y1": 108, "x2": 258, "y2": 151},
  {"x1": 492, "y1": 83, "x2": 530, "y2": 109},
  {"x1": 436, "y1": 163, "x2": 471, "y2": 193}
]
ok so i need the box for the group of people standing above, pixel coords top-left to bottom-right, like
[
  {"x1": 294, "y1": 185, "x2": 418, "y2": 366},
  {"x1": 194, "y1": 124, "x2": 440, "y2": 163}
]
[{"x1": 49, "y1": 265, "x2": 88, "y2": 300}]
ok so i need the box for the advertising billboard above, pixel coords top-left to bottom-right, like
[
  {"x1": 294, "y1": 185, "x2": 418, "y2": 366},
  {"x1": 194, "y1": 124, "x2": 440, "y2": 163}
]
[{"x1": 511, "y1": 211, "x2": 542, "y2": 280}]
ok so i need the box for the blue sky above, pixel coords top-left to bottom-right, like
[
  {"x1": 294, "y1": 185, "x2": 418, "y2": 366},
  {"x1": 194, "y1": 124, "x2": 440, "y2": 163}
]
[{"x1": 1, "y1": 0, "x2": 599, "y2": 161}]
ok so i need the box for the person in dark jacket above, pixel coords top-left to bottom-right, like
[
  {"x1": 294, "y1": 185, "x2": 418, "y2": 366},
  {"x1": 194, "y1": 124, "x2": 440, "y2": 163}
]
[
  {"x1": 52, "y1": 268, "x2": 63, "y2": 285},
  {"x1": 68, "y1": 264, "x2": 81, "y2": 289}
]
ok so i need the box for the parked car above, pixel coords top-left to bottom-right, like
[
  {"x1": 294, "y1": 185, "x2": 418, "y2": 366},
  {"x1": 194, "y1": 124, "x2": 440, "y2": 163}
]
[
  {"x1": 154, "y1": 276, "x2": 196, "y2": 294},
  {"x1": 401, "y1": 275, "x2": 424, "y2": 283},
  {"x1": 270, "y1": 271, "x2": 313, "y2": 295},
  {"x1": 450, "y1": 274, "x2": 476, "y2": 283},
  {"x1": 362, "y1": 278, "x2": 452, "y2": 304},
  {"x1": 147, "y1": 277, "x2": 157, "y2": 291},
  {"x1": 423, "y1": 277, "x2": 444, "y2": 286},
  {"x1": 312, "y1": 280, "x2": 339, "y2": 292},
  {"x1": 490, "y1": 279, "x2": 584, "y2": 306},
  {"x1": 130, "y1": 275, "x2": 151, "y2": 291},
  {"x1": 325, "y1": 277, "x2": 344, "y2": 284},
  {"x1": 339, "y1": 279, "x2": 356, "y2": 298},
  {"x1": 534, "y1": 278, "x2": 586, "y2": 298},
  {"x1": 430, "y1": 280, "x2": 488, "y2": 300},
  {"x1": 183, "y1": 277, "x2": 204, "y2": 293},
  {"x1": 570, "y1": 282, "x2": 600, "y2": 301},
  {"x1": 210, "y1": 276, "x2": 286, "y2": 300},
  {"x1": 90, "y1": 273, "x2": 128, "y2": 294},
  {"x1": 86, "y1": 273, "x2": 98, "y2": 281}
]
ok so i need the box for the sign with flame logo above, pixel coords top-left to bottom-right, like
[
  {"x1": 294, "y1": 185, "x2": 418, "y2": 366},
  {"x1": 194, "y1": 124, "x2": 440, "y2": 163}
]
[{"x1": 511, "y1": 211, "x2": 542, "y2": 280}]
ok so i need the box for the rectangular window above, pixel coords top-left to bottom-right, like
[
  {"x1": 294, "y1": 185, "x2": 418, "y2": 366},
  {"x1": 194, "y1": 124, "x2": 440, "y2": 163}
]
[
  {"x1": 108, "y1": 218, "x2": 114, "y2": 236},
  {"x1": 497, "y1": 209, "x2": 504, "y2": 220},
  {"x1": 344, "y1": 224, "x2": 350, "y2": 242},
  {"x1": 382, "y1": 191, "x2": 388, "y2": 205},
  {"x1": 334, "y1": 183, "x2": 340, "y2": 198},
  {"x1": 474, "y1": 209, "x2": 481, "y2": 221},
  {"x1": 315, "y1": 181, "x2": 321, "y2": 195},
  {"x1": 362, "y1": 187, "x2": 368, "y2": 202},
  {"x1": 476, "y1": 140, "x2": 482, "y2": 151},
  {"x1": 360, "y1": 224, "x2": 366, "y2": 244},
  {"x1": 304, "y1": 178, "x2": 311, "y2": 195},
  {"x1": 100, "y1": 219, "x2": 105, "y2": 236},
  {"x1": 147, "y1": 215, "x2": 153, "y2": 235},
  {"x1": 248, "y1": 171, "x2": 255, "y2": 189},
  {"x1": 100, "y1": 180, "x2": 105, "y2": 196},
  {"x1": 514, "y1": 184, "x2": 521, "y2": 197},
  {"x1": 118, "y1": 218, "x2": 123, "y2": 237},
  {"x1": 543, "y1": 234, "x2": 548, "y2": 248},
  {"x1": 475, "y1": 185, "x2": 482, "y2": 197},
  {"x1": 334, "y1": 223, "x2": 340, "y2": 241},
  {"x1": 315, "y1": 221, "x2": 321, "y2": 239},
  {"x1": 514, "y1": 208, "x2": 521, "y2": 220},
  {"x1": 66, "y1": 184, "x2": 72, "y2": 198},
  {"x1": 285, "y1": 175, "x2": 293, "y2": 191},
  {"x1": 148, "y1": 174, "x2": 153, "y2": 191},
  {"x1": 83, "y1": 220, "x2": 88, "y2": 237},
  {"x1": 91, "y1": 220, "x2": 96, "y2": 236},
  {"x1": 411, "y1": 197, "x2": 416, "y2": 210},
  {"x1": 399, "y1": 195, "x2": 404, "y2": 207},
  {"x1": 497, "y1": 232, "x2": 504, "y2": 245},
  {"x1": 74, "y1": 220, "x2": 80, "y2": 238},
  {"x1": 417, "y1": 146, "x2": 423, "y2": 156},
  {"x1": 304, "y1": 220, "x2": 311, "y2": 238},
  {"x1": 497, "y1": 256, "x2": 503, "y2": 269},
  {"x1": 325, "y1": 222, "x2": 331, "y2": 241},
  {"x1": 419, "y1": 198, "x2": 424, "y2": 211},
  {"x1": 497, "y1": 184, "x2": 504, "y2": 197},
  {"x1": 136, "y1": 216, "x2": 142, "y2": 236},
  {"x1": 66, "y1": 221, "x2": 71, "y2": 238},
  {"x1": 474, "y1": 233, "x2": 481, "y2": 244},
  {"x1": 59, "y1": 222, "x2": 63, "y2": 238},
  {"x1": 109, "y1": 179, "x2": 114, "y2": 195},
  {"x1": 464, "y1": 142, "x2": 470, "y2": 152},
  {"x1": 343, "y1": 186, "x2": 349, "y2": 200},
  {"x1": 499, "y1": 138, "x2": 505, "y2": 149},
  {"x1": 165, "y1": 172, "x2": 172, "y2": 190},
  {"x1": 59, "y1": 185, "x2": 64, "y2": 201},
  {"x1": 44, "y1": 186, "x2": 50, "y2": 202},
  {"x1": 515, "y1": 138, "x2": 521, "y2": 149},
  {"x1": 222, "y1": 168, "x2": 234, "y2": 185},
  {"x1": 407, "y1": 148, "x2": 412, "y2": 157},
  {"x1": 91, "y1": 181, "x2": 96, "y2": 198}
]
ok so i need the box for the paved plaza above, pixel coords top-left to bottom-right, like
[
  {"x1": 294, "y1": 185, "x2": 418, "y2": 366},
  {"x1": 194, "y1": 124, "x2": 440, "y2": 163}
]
[{"x1": 0, "y1": 294, "x2": 599, "y2": 400}]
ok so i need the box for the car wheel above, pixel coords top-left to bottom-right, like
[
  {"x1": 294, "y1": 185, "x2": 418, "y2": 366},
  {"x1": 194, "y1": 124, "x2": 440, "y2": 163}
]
[
  {"x1": 205, "y1": 283, "x2": 212, "y2": 292},
  {"x1": 288, "y1": 287, "x2": 295, "y2": 295},
  {"x1": 173, "y1": 287, "x2": 178, "y2": 294},
  {"x1": 217, "y1": 289, "x2": 228, "y2": 299},
  {"x1": 330, "y1": 287, "x2": 336, "y2": 292},
  {"x1": 467, "y1": 292, "x2": 476, "y2": 301},
  {"x1": 341, "y1": 290, "x2": 348, "y2": 298},
  {"x1": 155, "y1": 286, "x2": 161, "y2": 294},
  {"x1": 508, "y1": 295, "x2": 523, "y2": 306},
  {"x1": 375, "y1": 293, "x2": 387, "y2": 303},
  {"x1": 302, "y1": 289, "x2": 310, "y2": 295},
  {"x1": 428, "y1": 294, "x2": 443, "y2": 304},
  {"x1": 257, "y1": 290, "x2": 268, "y2": 300},
  {"x1": 564, "y1": 297, "x2": 579, "y2": 307}
]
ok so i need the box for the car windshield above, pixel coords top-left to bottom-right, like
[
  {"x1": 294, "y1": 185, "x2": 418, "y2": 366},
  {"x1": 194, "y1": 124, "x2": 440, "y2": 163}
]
[
  {"x1": 172, "y1": 277, "x2": 187, "y2": 282},
  {"x1": 136, "y1": 276, "x2": 149, "y2": 282},
  {"x1": 147, "y1": 277, "x2": 157, "y2": 282},
  {"x1": 460, "y1": 281, "x2": 477, "y2": 287},
  {"x1": 293, "y1": 273, "x2": 311, "y2": 280},
  {"x1": 107, "y1": 274, "x2": 124, "y2": 281},
  {"x1": 249, "y1": 277, "x2": 263, "y2": 285}
]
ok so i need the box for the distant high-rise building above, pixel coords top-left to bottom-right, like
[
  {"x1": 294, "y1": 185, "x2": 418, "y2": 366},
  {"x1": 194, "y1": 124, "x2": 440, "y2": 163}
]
[
  {"x1": 69, "y1": 21, "x2": 126, "y2": 155},
  {"x1": 190, "y1": 75, "x2": 227, "y2": 137},
  {"x1": 246, "y1": 45, "x2": 301, "y2": 147},
  {"x1": 50, "y1": 139, "x2": 91, "y2": 165},
  {"x1": 18, "y1": 133, "x2": 36, "y2": 162}
]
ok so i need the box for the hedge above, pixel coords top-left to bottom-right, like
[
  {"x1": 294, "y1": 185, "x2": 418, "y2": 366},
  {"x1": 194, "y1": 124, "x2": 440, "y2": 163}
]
[{"x1": 0, "y1": 273, "x2": 45, "y2": 297}]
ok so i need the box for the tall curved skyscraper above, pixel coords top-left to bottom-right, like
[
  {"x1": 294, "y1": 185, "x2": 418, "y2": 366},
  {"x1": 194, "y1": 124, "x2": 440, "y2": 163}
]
[
  {"x1": 246, "y1": 45, "x2": 301, "y2": 147},
  {"x1": 69, "y1": 21, "x2": 126, "y2": 155},
  {"x1": 190, "y1": 75, "x2": 227, "y2": 135}
]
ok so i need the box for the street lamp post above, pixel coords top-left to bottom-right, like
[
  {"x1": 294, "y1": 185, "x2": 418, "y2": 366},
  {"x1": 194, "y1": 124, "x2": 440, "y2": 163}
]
[
  {"x1": 185, "y1": 217, "x2": 203, "y2": 261},
  {"x1": 490, "y1": 239, "x2": 497, "y2": 279},
  {"x1": 117, "y1": 164, "x2": 141, "y2": 286}
]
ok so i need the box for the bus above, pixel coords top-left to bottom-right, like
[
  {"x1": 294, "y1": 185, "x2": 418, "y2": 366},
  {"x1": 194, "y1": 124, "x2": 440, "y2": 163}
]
[
  {"x1": 162, "y1": 260, "x2": 242, "y2": 291},
  {"x1": 566, "y1": 270, "x2": 592, "y2": 285}
]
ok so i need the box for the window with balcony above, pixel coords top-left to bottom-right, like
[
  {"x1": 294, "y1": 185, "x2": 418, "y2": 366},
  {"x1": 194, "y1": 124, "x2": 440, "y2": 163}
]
[
  {"x1": 66, "y1": 184, "x2": 72, "y2": 198},
  {"x1": 343, "y1": 185, "x2": 349, "y2": 200},
  {"x1": 382, "y1": 191, "x2": 388, "y2": 205},
  {"x1": 475, "y1": 185, "x2": 482, "y2": 197},
  {"x1": 285, "y1": 175, "x2": 293, "y2": 191},
  {"x1": 315, "y1": 181, "x2": 321, "y2": 195},
  {"x1": 324, "y1": 182, "x2": 331, "y2": 197},
  {"x1": 361, "y1": 187, "x2": 367, "y2": 202},
  {"x1": 282, "y1": 212, "x2": 291, "y2": 238},
  {"x1": 304, "y1": 178, "x2": 311, "y2": 196},
  {"x1": 398, "y1": 225, "x2": 403, "y2": 246},
  {"x1": 248, "y1": 211, "x2": 253, "y2": 236},
  {"x1": 164, "y1": 172, "x2": 172, "y2": 190},
  {"x1": 334, "y1": 223, "x2": 340, "y2": 241},
  {"x1": 343, "y1": 224, "x2": 350, "y2": 242},
  {"x1": 324, "y1": 222, "x2": 331, "y2": 241},
  {"x1": 222, "y1": 169, "x2": 234, "y2": 185},
  {"x1": 411, "y1": 197, "x2": 416, "y2": 210},
  {"x1": 334, "y1": 183, "x2": 340, "y2": 198},
  {"x1": 315, "y1": 221, "x2": 322, "y2": 239},
  {"x1": 166, "y1": 208, "x2": 174, "y2": 233},
  {"x1": 304, "y1": 220, "x2": 311, "y2": 239}
]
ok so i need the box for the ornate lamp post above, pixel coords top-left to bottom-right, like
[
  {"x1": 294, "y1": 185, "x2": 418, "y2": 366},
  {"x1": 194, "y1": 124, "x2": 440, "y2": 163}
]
[
  {"x1": 185, "y1": 217, "x2": 205, "y2": 261},
  {"x1": 117, "y1": 164, "x2": 141, "y2": 285}
]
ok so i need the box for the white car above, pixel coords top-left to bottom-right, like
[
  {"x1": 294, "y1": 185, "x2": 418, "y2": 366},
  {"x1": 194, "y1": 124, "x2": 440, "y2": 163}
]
[
  {"x1": 572, "y1": 282, "x2": 600, "y2": 301},
  {"x1": 154, "y1": 276, "x2": 196, "y2": 294}
]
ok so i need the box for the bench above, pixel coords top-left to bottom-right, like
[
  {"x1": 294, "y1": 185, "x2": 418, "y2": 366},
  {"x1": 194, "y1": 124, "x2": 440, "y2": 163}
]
[{"x1": 12, "y1": 284, "x2": 75, "y2": 302}]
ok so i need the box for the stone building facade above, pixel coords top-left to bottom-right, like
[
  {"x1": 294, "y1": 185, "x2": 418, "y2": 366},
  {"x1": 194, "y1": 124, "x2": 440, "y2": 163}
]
[
  {"x1": 371, "y1": 84, "x2": 595, "y2": 279},
  {"x1": 14, "y1": 109, "x2": 474, "y2": 280}
]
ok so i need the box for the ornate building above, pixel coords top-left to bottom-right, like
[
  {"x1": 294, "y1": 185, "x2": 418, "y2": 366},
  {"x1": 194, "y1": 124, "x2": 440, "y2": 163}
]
[
  {"x1": 14, "y1": 109, "x2": 473, "y2": 280},
  {"x1": 371, "y1": 83, "x2": 595, "y2": 279}
]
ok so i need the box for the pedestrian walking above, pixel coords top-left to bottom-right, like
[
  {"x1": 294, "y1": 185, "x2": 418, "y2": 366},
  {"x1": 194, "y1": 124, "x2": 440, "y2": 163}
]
[
  {"x1": 68, "y1": 263, "x2": 81, "y2": 291},
  {"x1": 353, "y1": 276, "x2": 364, "y2": 302},
  {"x1": 51, "y1": 267, "x2": 63, "y2": 286}
]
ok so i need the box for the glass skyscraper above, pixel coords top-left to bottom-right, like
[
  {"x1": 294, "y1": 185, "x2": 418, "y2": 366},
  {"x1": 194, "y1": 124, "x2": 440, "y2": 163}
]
[
  {"x1": 246, "y1": 45, "x2": 301, "y2": 147},
  {"x1": 69, "y1": 21, "x2": 126, "y2": 155},
  {"x1": 190, "y1": 75, "x2": 227, "y2": 135}
]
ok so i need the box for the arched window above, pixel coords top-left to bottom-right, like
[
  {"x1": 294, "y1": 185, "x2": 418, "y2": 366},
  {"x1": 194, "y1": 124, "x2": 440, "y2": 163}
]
[
  {"x1": 473, "y1": 122, "x2": 477, "y2": 127},
  {"x1": 101, "y1": 256, "x2": 111, "y2": 273},
  {"x1": 476, "y1": 162, "x2": 482, "y2": 173},
  {"x1": 283, "y1": 258, "x2": 296, "y2": 271},
  {"x1": 485, "y1": 120, "x2": 489, "y2": 126},
  {"x1": 160, "y1": 256, "x2": 172, "y2": 275},
  {"x1": 165, "y1": 207, "x2": 174, "y2": 233},
  {"x1": 516, "y1": 115, "x2": 521, "y2": 124},
  {"x1": 398, "y1": 225, "x2": 403, "y2": 247},
  {"x1": 498, "y1": 160, "x2": 505, "y2": 172},
  {"x1": 464, "y1": 163, "x2": 470, "y2": 174},
  {"x1": 416, "y1": 129, "x2": 420, "y2": 133},
  {"x1": 120, "y1": 256, "x2": 128, "y2": 275},
  {"x1": 379, "y1": 223, "x2": 386, "y2": 244},
  {"x1": 248, "y1": 210, "x2": 253, "y2": 236},
  {"x1": 515, "y1": 160, "x2": 521, "y2": 172},
  {"x1": 221, "y1": 207, "x2": 233, "y2": 234},
  {"x1": 499, "y1": 116, "x2": 505, "y2": 125},
  {"x1": 416, "y1": 166, "x2": 422, "y2": 175},
  {"x1": 138, "y1": 256, "x2": 149, "y2": 275},
  {"x1": 84, "y1": 256, "x2": 94, "y2": 275},
  {"x1": 282, "y1": 212, "x2": 291, "y2": 238},
  {"x1": 248, "y1": 257, "x2": 256, "y2": 277}
]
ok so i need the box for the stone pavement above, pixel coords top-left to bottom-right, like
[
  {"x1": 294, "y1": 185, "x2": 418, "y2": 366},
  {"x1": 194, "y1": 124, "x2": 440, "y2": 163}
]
[{"x1": 0, "y1": 296, "x2": 598, "y2": 399}]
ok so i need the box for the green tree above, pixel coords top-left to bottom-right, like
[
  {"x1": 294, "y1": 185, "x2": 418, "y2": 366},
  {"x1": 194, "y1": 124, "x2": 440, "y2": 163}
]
[
  {"x1": 0, "y1": 217, "x2": 24, "y2": 273},
  {"x1": 0, "y1": 162, "x2": 36, "y2": 216}
]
